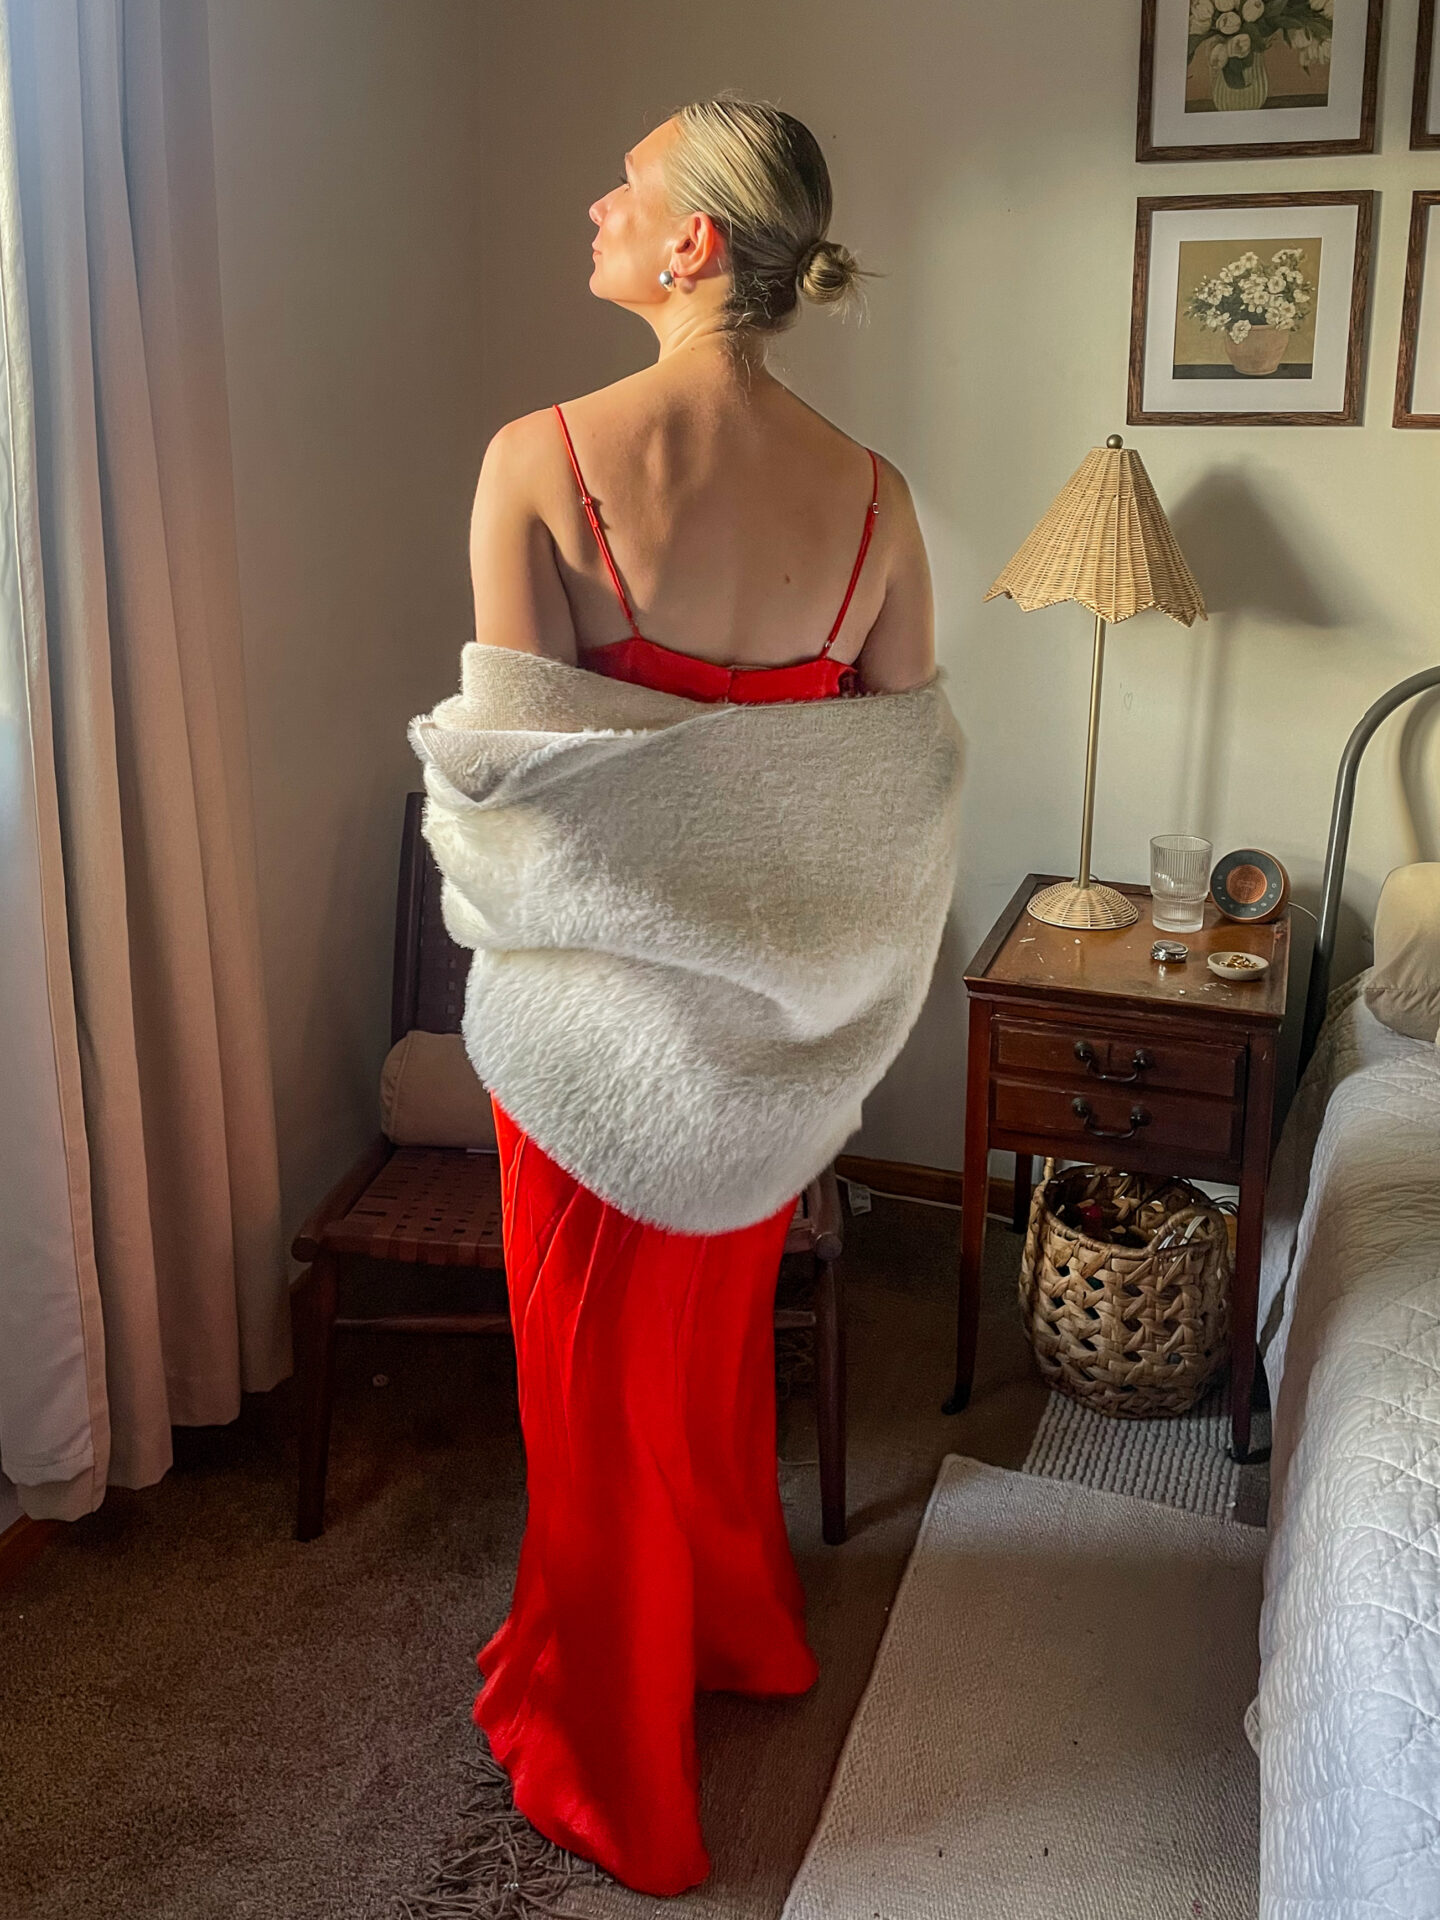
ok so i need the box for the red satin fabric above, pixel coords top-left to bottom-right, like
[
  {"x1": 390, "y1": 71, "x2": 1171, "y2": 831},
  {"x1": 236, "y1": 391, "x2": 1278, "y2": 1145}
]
[
  {"x1": 474, "y1": 636, "x2": 848, "y2": 1894},
  {"x1": 579, "y1": 633, "x2": 860, "y2": 703}
]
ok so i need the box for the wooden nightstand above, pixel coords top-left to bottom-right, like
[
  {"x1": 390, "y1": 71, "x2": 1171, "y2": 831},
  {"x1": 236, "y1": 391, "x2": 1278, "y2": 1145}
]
[{"x1": 945, "y1": 873, "x2": 1291, "y2": 1461}]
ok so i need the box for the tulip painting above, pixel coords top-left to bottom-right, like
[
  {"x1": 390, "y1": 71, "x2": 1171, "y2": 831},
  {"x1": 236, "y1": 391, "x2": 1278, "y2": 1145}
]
[
  {"x1": 1138, "y1": 0, "x2": 1381, "y2": 163},
  {"x1": 1184, "y1": 0, "x2": 1335, "y2": 113}
]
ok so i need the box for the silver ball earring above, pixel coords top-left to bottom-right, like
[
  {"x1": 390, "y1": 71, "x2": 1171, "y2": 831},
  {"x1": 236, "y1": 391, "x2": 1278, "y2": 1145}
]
[{"x1": 658, "y1": 269, "x2": 675, "y2": 288}]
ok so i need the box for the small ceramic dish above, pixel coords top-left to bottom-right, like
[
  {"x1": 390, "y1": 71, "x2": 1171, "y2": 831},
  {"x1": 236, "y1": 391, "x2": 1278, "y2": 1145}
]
[{"x1": 1208, "y1": 950, "x2": 1270, "y2": 982}]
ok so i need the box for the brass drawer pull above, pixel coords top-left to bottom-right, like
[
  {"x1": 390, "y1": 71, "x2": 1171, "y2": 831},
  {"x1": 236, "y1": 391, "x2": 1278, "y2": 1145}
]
[
  {"x1": 1073, "y1": 1038, "x2": 1153, "y2": 1084},
  {"x1": 1071, "y1": 1096, "x2": 1150, "y2": 1141}
]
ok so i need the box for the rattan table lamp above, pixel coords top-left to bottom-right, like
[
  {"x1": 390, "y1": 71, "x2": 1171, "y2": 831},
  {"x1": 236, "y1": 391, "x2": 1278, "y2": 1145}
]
[{"x1": 985, "y1": 434, "x2": 1206, "y2": 931}]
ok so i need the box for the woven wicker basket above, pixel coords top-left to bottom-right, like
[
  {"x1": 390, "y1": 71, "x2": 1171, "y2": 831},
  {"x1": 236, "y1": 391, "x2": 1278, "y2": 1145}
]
[{"x1": 1019, "y1": 1161, "x2": 1232, "y2": 1418}]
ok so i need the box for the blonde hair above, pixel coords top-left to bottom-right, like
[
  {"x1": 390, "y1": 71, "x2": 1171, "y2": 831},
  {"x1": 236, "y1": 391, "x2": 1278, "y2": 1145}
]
[{"x1": 663, "y1": 94, "x2": 871, "y2": 336}]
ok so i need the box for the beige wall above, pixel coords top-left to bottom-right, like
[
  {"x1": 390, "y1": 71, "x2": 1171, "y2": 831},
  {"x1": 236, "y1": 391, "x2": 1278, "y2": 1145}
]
[
  {"x1": 478, "y1": 0, "x2": 1440, "y2": 1172},
  {"x1": 207, "y1": 1, "x2": 486, "y2": 1229}
]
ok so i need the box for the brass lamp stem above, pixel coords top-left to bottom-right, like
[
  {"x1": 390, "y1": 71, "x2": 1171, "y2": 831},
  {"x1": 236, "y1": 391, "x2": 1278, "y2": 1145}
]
[
  {"x1": 1075, "y1": 612, "x2": 1107, "y2": 887},
  {"x1": 1025, "y1": 606, "x2": 1136, "y2": 930}
]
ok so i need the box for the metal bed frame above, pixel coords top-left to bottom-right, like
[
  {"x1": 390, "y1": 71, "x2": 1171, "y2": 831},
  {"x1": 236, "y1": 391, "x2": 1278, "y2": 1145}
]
[{"x1": 1299, "y1": 665, "x2": 1440, "y2": 1072}]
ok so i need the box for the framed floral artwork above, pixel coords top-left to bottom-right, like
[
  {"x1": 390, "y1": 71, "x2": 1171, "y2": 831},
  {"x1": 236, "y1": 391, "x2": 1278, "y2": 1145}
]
[
  {"x1": 1394, "y1": 193, "x2": 1440, "y2": 426},
  {"x1": 1414, "y1": 0, "x2": 1440, "y2": 147},
  {"x1": 1128, "y1": 192, "x2": 1375, "y2": 425},
  {"x1": 1137, "y1": 0, "x2": 1385, "y2": 161}
]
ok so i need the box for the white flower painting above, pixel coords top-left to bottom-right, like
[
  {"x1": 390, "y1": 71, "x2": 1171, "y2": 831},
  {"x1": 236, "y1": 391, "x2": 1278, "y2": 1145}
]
[
  {"x1": 1130, "y1": 192, "x2": 1373, "y2": 425},
  {"x1": 1176, "y1": 240, "x2": 1320, "y2": 378}
]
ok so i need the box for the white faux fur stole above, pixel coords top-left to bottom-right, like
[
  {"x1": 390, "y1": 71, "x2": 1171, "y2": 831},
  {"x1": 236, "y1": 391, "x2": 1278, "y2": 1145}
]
[{"x1": 408, "y1": 644, "x2": 963, "y2": 1233}]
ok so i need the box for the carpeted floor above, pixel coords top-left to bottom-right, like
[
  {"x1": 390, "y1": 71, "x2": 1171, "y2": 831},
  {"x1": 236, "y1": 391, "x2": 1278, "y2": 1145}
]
[
  {"x1": 0, "y1": 1197, "x2": 1264, "y2": 1920},
  {"x1": 0, "y1": 1196, "x2": 1045, "y2": 1920}
]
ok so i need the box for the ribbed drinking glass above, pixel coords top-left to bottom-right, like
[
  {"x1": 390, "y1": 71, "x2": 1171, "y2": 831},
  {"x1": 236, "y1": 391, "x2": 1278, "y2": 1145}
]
[{"x1": 1150, "y1": 835, "x2": 1212, "y2": 934}]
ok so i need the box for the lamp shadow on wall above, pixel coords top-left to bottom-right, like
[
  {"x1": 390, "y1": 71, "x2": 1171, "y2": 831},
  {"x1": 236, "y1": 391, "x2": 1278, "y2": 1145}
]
[{"x1": 1163, "y1": 465, "x2": 1374, "y2": 839}]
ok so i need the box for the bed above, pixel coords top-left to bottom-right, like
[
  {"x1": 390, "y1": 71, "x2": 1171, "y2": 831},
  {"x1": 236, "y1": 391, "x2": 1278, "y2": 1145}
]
[{"x1": 1251, "y1": 665, "x2": 1440, "y2": 1920}]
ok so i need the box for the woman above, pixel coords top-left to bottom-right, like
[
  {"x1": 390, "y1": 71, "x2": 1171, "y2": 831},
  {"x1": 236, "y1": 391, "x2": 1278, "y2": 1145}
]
[{"x1": 464, "y1": 95, "x2": 936, "y2": 1895}]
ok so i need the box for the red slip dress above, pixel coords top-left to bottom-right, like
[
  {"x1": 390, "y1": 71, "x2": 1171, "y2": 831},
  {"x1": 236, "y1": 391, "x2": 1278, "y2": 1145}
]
[{"x1": 473, "y1": 402, "x2": 880, "y2": 1897}]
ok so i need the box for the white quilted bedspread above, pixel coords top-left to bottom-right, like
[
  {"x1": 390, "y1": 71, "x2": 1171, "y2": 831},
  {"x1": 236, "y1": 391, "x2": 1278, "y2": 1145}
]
[{"x1": 1256, "y1": 974, "x2": 1440, "y2": 1919}]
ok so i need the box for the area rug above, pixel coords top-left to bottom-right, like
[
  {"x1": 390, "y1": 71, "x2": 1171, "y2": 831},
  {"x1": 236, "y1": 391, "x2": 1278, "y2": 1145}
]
[
  {"x1": 780, "y1": 1455, "x2": 1263, "y2": 1920},
  {"x1": 1023, "y1": 1381, "x2": 1244, "y2": 1518}
]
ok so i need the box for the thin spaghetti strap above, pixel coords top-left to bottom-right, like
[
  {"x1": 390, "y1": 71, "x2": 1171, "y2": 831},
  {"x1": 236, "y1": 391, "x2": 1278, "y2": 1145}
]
[
  {"x1": 819, "y1": 448, "x2": 880, "y2": 658},
  {"x1": 553, "y1": 403, "x2": 643, "y2": 639}
]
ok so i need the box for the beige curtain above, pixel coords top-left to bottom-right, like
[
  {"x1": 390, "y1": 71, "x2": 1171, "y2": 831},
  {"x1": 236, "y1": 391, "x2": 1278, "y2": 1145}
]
[{"x1": 1, "y1": 0, "x2": 287, "y2": 1521}]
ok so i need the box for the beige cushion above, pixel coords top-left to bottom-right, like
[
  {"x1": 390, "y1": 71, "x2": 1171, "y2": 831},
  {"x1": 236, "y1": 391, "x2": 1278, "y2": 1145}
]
[
  {"x1": 379, "y1": 1029, "x2": 497, "y2": 1149},
  {"x1": 1364, "y1": 863, "x2": 1440, "y2": 1043}
]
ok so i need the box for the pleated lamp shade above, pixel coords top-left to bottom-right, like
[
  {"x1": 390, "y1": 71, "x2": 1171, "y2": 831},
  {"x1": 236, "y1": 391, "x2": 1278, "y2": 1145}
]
[{"x1": 985, "y1": 441, "x2": 1205, "y2": 627}]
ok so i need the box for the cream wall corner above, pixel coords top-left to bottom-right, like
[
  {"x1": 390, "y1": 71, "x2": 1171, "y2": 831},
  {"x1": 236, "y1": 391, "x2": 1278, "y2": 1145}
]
[{"x1": 206, "y1": 0, "x2": 487, "y2": 1234}]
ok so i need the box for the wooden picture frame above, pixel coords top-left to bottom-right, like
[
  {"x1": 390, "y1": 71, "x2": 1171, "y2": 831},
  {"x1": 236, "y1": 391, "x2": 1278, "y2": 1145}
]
[
  {"x1": 1137, "y1": 0, "x2": 1385, "y2": 162},
  {"x1": 1414, "y1": 0, "x2": 1440, "y2": 148},
  {"x1": 1128, "y1": 192, "x2": 1375, "y2": 427},
  {"x1": 1395, "y1": 192, "x2": 1440, "y2": 427}
]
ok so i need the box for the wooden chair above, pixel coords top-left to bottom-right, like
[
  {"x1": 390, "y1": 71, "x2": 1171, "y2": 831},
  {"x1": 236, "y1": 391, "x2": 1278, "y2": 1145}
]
[{"x1": 290, "y1": 793, "x2": 848, "y2": 1545}]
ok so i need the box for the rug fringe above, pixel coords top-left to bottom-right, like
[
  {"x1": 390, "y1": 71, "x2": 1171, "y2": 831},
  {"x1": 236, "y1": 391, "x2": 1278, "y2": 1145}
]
[{"x1": 390, "y1": 1737, "x2": 599, "y2": 1920}]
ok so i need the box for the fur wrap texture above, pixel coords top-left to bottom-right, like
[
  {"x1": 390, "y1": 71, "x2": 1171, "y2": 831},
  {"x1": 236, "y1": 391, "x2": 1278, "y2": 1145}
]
[{"x1": 408, "y1": 644, "x2": 963, "y2": 1232}]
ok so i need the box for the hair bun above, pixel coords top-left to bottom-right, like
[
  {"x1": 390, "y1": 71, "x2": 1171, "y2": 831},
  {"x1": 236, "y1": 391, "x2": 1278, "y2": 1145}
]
[{"x1": 798, "y1": 237, "x2": 861, "y2": 307}]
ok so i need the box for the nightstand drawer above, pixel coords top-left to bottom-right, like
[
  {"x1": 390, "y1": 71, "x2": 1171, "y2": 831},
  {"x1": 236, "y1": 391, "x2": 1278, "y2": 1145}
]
[
  {"x1": 992, "y1": 1016, "x2": 1245, "y2": 1101},
  {"x1": 992, "y1": 1076, "x2": 1243, "y2": 1162}
]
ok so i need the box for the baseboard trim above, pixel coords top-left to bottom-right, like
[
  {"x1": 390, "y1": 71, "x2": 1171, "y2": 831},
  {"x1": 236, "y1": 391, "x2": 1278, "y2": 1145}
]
[
  {"x1": 836, "y1": 1153, "x2": 1014, "y2": 1218},
  {"x1": 0, "y1": 1514, "x2": 59, "y2": 1591}
]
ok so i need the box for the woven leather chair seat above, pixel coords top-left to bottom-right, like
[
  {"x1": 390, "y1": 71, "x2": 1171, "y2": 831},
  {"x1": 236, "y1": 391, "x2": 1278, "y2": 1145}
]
[
  {"x1": 320, "y1": 1147, "x2": 505, "y2": 1266},
  {"x1": 319, "y1": 1145, "x2": 831, "y2": 1270}
]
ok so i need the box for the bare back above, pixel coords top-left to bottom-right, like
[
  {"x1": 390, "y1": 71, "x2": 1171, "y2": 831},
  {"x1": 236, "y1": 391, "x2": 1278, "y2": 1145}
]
[{"x1": 469, "y1": 352, "x2": 935, "y2": 694}]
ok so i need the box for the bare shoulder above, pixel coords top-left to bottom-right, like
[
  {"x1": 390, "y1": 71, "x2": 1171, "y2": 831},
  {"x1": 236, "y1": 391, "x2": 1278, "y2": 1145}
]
[
  {"x1": 542, "y1": 364, "x2": 659, "y2": 438},
  {"x1": 873, "y1": 451, "x2": 923, "y2": 541},
  {"x1": 782, "y1": 390, "x2": 923, "y2": 547},
  {"x1": 475, "y1": 368, "x2": 651, "y2": 498},
  {"x1": 860, "y1": 451, "x2": 935, "y2": 694},
  {"x1": 467, "y1": 378, "x2": 653, "y2": 661},
  {"x1": 744, "y1": 383, "x2": 934, "y2": 691},
  {"x1": 468, "y1": 406, "x2": 578, "y2": 661},
  {"x1": 474, "y1": 405, "x2": 564, "y2": 494}
]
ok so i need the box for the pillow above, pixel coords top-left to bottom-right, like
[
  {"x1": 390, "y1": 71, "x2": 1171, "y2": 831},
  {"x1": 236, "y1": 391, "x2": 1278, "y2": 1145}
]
[
  {"x1": 1363, "y1": 863, "x2": 1440, "y2": 1043},
  {"x1": 379, "y1": 1029, "x2": 497, "y2": 1149}
]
